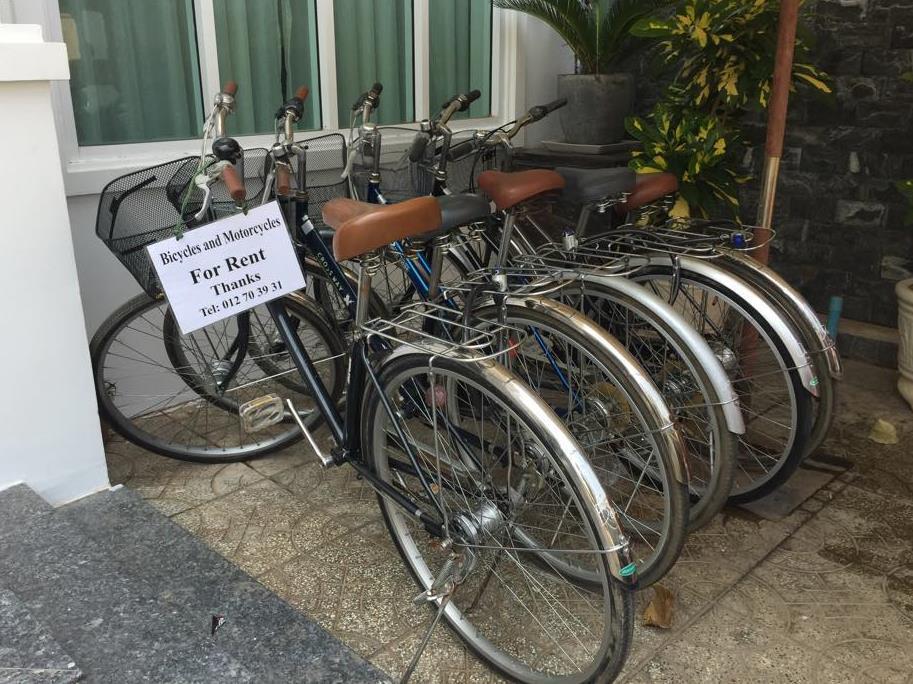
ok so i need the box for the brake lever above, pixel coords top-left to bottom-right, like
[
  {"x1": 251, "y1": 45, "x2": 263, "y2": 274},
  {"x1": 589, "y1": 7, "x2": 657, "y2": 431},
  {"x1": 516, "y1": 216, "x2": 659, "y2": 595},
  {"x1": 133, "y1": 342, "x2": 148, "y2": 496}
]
[{"x1": 193, "y1": 161, "x2": 231, "y2": 222}]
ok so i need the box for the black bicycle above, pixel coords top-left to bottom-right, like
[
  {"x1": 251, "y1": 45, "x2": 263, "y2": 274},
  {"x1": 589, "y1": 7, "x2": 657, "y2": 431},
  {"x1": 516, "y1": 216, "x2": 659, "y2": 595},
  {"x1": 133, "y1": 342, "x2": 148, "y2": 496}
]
[{"x1": 92, "y1": 83, "x2": 636, "y2": 682}]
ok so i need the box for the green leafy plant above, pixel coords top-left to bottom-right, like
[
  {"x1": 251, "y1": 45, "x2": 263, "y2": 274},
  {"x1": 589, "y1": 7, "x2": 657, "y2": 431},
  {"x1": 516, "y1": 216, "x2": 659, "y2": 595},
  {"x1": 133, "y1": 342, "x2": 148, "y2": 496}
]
[
  {"x1": 628, "y1": 103, "x2": 740, "y2": 217},
  {"x1": 492, "y1": 0, "x2": 669, "y2": 74},
  {"x1": 626, "y1": 0, "x2": 831, "y2": 216},
  {"x1": 631, "y1": 0, "x2": 830, "y2": 114}
]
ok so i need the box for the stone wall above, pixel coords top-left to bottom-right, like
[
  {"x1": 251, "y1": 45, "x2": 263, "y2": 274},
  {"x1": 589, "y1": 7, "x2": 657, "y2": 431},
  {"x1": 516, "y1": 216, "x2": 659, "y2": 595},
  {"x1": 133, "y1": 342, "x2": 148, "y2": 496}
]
[{"x1": 741, "y1": 0, "x2": 913, "y2": 327}]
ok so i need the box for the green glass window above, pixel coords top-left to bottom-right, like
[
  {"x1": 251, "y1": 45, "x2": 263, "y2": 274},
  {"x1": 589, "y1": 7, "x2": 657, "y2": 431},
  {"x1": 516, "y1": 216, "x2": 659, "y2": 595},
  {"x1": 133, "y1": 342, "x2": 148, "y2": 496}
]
[
  {"x1": 59, "y1": 0, "x2": 203, "y2": 146},
  {"x1": 333, "y1": 0, "x2": 414, "y2": 127},
  {"x1": 429, "y1": 0, "x2": 492, "y2": 120},
  {"x1": 213, "y1": 0, "x2": 322, "y2": 135}
]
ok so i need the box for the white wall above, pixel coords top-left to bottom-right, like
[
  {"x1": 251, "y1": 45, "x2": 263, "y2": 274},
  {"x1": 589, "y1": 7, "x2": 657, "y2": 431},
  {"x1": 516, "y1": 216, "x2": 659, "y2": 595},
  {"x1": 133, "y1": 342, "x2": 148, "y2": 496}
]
[
  {"x1": 520, "y1": 15, "x2": 574, "y2": 146},
  {"x1": 0, "y1": 23, "x2": 109, "y2": 505}
]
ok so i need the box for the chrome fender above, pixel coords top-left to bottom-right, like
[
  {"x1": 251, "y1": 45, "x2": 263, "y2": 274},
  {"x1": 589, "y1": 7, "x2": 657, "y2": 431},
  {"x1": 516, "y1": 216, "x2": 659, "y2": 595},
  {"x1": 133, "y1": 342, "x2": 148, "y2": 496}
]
[
  {"x1": 629, "y1": 255, "x2": 820, "y2": 397},
  {"x1": 554, "y1": 270, "x2": 747, "y2": 435},
  {"x1": 717, "y1": 250, "x2": 842, "y2": 380},
  {"x1": 383, "y1": 339, "x2": 636, "y2": 583},
  {"x1": 501, "y1": 294, "x2": 690, "y2": 488}
]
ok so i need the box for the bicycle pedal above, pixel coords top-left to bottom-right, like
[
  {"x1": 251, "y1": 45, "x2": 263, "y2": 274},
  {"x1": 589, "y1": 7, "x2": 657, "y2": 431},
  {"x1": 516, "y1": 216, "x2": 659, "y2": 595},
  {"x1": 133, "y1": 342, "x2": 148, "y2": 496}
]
[{"x1": 238, "y1": 394, "x2": 284, "y2": 433}]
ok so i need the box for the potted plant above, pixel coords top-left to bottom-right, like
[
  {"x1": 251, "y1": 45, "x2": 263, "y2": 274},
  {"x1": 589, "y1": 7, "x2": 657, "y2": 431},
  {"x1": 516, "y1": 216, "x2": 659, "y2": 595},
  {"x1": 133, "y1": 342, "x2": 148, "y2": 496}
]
[{"x1": 494, "y1": 0, "x2": 667, "y2": 145}]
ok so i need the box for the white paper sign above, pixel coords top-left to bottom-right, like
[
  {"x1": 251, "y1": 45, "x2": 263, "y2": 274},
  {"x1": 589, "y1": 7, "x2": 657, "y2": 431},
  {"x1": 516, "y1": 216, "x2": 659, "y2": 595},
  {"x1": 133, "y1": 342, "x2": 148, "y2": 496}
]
[{"x1": 147, "y1": 201, "x2": 305, "y2": 334}]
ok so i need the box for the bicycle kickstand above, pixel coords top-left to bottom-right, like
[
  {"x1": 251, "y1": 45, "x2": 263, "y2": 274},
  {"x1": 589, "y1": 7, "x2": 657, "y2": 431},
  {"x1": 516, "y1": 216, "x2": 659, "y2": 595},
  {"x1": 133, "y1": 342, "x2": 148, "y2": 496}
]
[{"x1": 400, "y1": 554, "x2": 463, "y2": 683}]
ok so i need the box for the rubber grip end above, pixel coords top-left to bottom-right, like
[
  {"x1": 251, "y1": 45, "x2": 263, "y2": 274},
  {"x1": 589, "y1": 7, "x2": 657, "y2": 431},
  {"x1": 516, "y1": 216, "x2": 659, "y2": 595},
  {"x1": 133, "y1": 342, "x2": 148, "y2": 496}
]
[{"x1": 222, "y1": 165, "x2": 246, "y2": 202}]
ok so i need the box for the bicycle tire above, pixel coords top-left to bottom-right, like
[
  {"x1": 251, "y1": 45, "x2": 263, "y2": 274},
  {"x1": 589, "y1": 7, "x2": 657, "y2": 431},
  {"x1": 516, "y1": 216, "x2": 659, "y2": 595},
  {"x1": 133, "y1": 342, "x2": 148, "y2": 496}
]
[
  {"x1": 473, "y1": 300, "x2": 689, "y2": 588},
  {"x1": 91, "y1": 292, "x2": 345, "y2": 462},
  {"x1": 553, "y1": 279, "x2": 737, "y2": 531},
  {"x1": 630, "y1": 268, "x2": 815, "y2": 502},
  {"x1": 361, "y1": 350, "x2": 634, "y2": 683}
]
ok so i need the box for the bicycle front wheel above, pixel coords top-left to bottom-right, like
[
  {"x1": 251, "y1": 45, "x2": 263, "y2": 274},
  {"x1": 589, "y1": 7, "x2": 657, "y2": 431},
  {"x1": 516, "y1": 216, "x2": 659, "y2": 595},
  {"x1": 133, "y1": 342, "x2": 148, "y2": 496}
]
[
  {"x1": 91, "y1": 292, "x2": 344, "y2": 462},
  {"x1": 362, "y1": 351, "x2": 634, "y2": 683}
]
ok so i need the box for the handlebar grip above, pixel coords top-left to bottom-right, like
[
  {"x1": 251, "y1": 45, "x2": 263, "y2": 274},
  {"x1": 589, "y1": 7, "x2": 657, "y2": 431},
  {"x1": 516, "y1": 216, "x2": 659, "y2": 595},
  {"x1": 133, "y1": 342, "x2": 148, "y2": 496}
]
[
  {"x1": 294, "y1": 85, "x2": 310, "y2": 101},
  {"x1": 408, "y1": 132, "x2": 431, "y2": 163},
  {"x1": 465, "y1": 89, "x2": 482, "y2": 105},
  {"x1": 275, "y1": 164, "x2": 292, "y2": 196},
  {"x1": 543, "y1": 97, "x2": 567, "y2": 114},
  {"x1": 222, "y1": 81, "x2": 238, "y2": 97},
  {"x1": 371, "y1": 82, "x2": 383, "y2": 95},
  {"x1": 529, "y1": 97, "x2": 567, "y2": 121},
  {"x1": 447, "y1": 138, "x2": 478, "y2": 161},
  {"x1": 221, "y1": 164, "x2": 246, "y2": 202}
]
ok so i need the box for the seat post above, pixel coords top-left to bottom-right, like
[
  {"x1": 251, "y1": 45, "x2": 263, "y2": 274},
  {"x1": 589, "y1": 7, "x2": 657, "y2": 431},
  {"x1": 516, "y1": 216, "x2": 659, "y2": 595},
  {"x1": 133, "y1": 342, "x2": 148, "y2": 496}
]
[
  {"x1": 356, "y1": 250, "x2": 381, "y2": 327},
  {"x1": 427, "y1": 235, "x2": 449, "y2": 301},
  {"x1": 494, "y1": 210, "x2": 517, "y2": 274},
  {"x1": 575, "y1": 204, "x2": 594, "y2": 241}
]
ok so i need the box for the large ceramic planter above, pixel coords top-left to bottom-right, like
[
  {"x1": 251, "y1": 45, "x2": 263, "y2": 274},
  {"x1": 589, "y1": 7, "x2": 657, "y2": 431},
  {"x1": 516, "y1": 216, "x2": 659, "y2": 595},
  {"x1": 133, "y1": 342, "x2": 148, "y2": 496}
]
[
  {"x1": 556, "y1": 73, "x2": 635, "y2": 145},
  {"x1": 897, "y1": 277, "x2": 913, "y2": 411}
]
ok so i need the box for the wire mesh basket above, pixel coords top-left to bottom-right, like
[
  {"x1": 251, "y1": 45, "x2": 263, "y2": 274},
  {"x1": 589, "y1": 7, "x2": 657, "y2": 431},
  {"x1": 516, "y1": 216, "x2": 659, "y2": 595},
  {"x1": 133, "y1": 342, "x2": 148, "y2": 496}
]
[
  {"x1": 349, "y1": 126, "x2": 435, "y2": 202},
  {"x1": 97, "y1": 134, "x2": 349, "y2": 296},
  {"x1": 96, "y1": 148, "x2": 269, "y2": 297},
  {"x1": 444, "y1": 130, "x2": 509, "y2": 194}
]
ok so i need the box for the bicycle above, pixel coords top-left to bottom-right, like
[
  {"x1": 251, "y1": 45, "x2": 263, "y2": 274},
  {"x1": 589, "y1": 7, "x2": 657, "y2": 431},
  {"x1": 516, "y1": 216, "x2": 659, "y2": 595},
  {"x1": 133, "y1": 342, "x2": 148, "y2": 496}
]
[
  {"x1": 362, "y1": 96, "x2": 743, "y2": 531},
  {"x1": 319, "y1": 86, "x2": 693, "y2": 586},
  {"x1": 93, "y1": 83, "x2": 638, "y2": 683}
]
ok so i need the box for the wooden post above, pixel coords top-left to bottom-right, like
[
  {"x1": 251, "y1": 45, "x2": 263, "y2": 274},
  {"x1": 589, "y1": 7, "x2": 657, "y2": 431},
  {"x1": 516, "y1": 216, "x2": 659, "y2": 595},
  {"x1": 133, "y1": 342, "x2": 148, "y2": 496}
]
[{"x1": 754, "y1": 0, "x2": 801, "y2": 265}]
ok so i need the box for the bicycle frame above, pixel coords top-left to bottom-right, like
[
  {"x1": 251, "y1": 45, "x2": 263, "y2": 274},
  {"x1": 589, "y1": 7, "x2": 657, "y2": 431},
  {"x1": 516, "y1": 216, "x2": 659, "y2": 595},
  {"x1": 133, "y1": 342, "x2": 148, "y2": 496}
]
[{"x1": 264, "y1": 196, "x2": 461, "y2": 536}]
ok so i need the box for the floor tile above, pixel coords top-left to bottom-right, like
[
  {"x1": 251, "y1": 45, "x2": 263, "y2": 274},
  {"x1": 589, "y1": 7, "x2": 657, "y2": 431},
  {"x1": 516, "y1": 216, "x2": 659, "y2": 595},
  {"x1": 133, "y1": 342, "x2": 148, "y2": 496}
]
[{"x1": 106, "y1": 439, "x2": 263, "y2": 516}]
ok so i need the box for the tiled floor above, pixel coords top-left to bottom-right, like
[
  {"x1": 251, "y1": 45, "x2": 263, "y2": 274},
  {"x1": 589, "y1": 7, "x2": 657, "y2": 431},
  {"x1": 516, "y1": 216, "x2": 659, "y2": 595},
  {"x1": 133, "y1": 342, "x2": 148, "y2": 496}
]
[{"x1": 104, "y1": 359, "x2": 913, "y2": 682}]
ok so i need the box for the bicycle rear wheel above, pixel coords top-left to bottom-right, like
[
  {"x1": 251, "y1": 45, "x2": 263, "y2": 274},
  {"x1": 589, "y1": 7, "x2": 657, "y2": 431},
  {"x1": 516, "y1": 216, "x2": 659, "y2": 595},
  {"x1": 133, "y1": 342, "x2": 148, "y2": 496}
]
[
  {"x1": 362, "y1": 351, "x2": 634, "y2": 683},
  {"x1": 473, "y1": 299, "x2": 689, "y2": 588},
  {"x1": 552, "y1": 279, "x2": 737, "y2": 531},
  {"x1": 630, "y1": 268, "x2": 814, "y2": 502},
  {"x1": 91, "y1": 292, "x2": 344, "y2": 462}
]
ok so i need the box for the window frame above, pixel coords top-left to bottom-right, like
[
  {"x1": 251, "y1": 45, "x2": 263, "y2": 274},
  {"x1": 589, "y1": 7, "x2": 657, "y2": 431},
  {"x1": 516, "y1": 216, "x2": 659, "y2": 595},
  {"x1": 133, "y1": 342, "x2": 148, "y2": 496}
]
[{"x1": 8, "y1": 0, "x2": 522, "y2": 197}]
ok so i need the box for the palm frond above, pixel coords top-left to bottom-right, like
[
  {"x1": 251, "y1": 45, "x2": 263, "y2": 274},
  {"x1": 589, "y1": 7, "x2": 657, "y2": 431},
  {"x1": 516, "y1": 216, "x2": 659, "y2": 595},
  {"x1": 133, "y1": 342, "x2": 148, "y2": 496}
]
[
  {"x1": 598, "y1": 0, "x2": 673, "y2": 68},
  {"x1": 496, "y1": 0, "x2": 674, "y2": 73}
]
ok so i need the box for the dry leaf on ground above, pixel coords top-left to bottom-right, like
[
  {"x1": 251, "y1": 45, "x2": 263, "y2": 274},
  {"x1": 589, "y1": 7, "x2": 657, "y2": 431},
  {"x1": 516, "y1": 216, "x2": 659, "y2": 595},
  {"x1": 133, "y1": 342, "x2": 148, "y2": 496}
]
[
  {"x1": 642, "y1": 584, "x2": 675, "y2": 629},
  {"x1": 868, "y1": 418, "x2": 899, "y2": 445}
]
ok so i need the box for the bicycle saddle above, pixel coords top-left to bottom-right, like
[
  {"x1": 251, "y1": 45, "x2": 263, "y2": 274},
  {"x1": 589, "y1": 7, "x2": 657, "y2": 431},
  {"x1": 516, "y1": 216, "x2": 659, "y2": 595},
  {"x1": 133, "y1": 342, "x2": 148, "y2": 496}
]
[
  {"x1": 555, "y1": 166, "x2": 636, "y2": 204},
  {"x1": 323, "y1": 194, "x2": 490, "y2": 234},
  {"x1": 617, "y1": 172, "x2": 679, "y2": 213},
  {"x1": 332, "y1": 196, "x2": 442, "y2": 261},
  {"x1": 477, "y1": 169, "x2": 565, "y2": 210}
]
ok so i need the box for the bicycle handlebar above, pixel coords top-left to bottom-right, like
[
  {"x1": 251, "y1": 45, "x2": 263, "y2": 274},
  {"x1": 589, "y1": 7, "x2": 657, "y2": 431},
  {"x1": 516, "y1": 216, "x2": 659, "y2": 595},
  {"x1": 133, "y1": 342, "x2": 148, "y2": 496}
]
[
  {"x1": 528, "y1": 97, "x2": 566, "y2": 122},
  {"x1": 437, "y1": 89, "x2": 482, "y2": 128},
  {"x1": 352, "y1": 82, "x2": 384, "y2": 112},
  {"x1": 221, "y1": 164, "x2": 246, "y2": 202},
  {"x1": 446, "y1": 137, "x2": 478, "y2": 161},
  {"x1": 213, "y1": 81, "x2": 238, "y2": 138}
]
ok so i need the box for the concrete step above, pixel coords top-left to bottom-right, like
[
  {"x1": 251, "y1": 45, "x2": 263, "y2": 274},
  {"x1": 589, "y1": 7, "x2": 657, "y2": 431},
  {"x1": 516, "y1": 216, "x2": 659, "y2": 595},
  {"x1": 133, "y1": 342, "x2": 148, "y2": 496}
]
[
  {"x1": 59, "y1": 486, "x2": 386, "y2": 683},
  {"x1": 0, "y1": 585, "x2": 82, "y2": 683},
  {"x1": 0, "y1": 487, "x2": 255, "y2": 683},
  {"x1": 0, "y1": 486, "x2": 83, "y2": 682}
]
